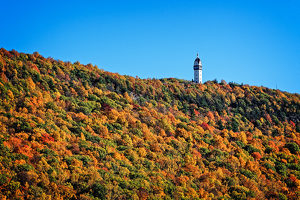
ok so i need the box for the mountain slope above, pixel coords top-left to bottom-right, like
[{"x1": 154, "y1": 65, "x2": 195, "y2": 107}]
[{"x1": 0, "y1": 48, "x2": 299, "y2": 200}]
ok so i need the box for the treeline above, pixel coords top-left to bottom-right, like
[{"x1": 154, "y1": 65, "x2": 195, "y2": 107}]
[{"x1": 0, "y1": 48, "x2": 299, "y2": 199}]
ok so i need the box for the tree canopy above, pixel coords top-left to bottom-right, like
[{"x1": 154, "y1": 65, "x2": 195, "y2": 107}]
[{"x1": 0, "y1": 48, "x2": 299, "y2": 199}]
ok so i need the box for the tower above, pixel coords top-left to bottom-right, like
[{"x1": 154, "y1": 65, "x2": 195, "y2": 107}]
[{"x1": 193, "y1": 53, "x2": 202, "y2": 84}]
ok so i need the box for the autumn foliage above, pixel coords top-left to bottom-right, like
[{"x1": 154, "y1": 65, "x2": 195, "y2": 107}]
[{"x1": 0, "y1": 48, "x2": 299, "y2": 199}]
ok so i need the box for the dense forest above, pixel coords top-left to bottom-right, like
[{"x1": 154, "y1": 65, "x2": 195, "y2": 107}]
[{"x1": 0, "y1": 48, "x2": 299, "y2": 200}]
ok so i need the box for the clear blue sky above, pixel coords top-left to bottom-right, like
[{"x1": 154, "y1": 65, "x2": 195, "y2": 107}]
[{"x1": 1, "y1": 0, "x2": 299, "y2": 93}]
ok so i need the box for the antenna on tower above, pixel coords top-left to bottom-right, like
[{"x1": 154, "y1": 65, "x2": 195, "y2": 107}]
[{"x1": 197, "y1": 53, "x2": 199, "y2": 57}]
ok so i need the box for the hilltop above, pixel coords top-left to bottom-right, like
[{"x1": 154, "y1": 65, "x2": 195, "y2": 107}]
[{"x1": 0, "y1": 48, "x2": 299, "y2": 200}]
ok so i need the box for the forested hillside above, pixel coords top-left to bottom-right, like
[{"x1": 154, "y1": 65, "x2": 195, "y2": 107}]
[{"x1": 0, "y1": 48, "x2": 299, "y2": 200}]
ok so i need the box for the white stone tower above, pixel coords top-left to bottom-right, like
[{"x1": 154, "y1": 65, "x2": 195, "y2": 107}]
[{"x1": 193, "y1": 53, "x2": 202, "y2": 84}]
